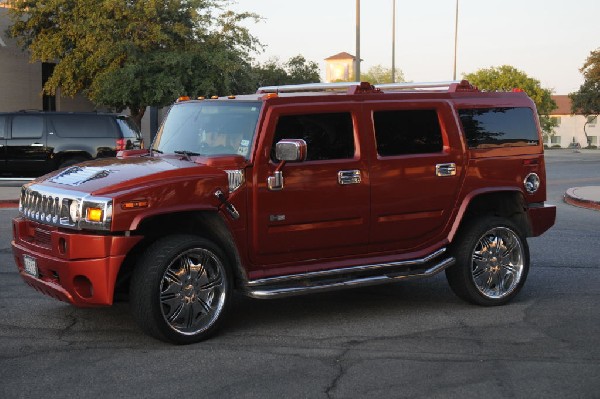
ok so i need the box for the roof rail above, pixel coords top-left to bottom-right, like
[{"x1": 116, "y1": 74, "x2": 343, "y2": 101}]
[{"x1": 257, "y1": 80, "x2": 470, "y2": 94}]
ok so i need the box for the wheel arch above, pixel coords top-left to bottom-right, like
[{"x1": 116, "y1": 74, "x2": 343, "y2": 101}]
[
  {"x1": 449, "y1": 189, "x2": 531, "y2": 243},
  {"x1": 114, "y1": 210, "x2": 247, "y2": 298}
]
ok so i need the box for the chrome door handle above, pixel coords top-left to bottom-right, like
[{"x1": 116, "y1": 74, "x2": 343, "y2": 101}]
[
  {"x1": 30, "y1": 143, "x2": 44, "y2": 147},
  {"x1": 338, "y1": 170, "x2": 361, "y2": 185},
  {"x1": 436, "y1": 163, "x2": 456, "y2": 177}
]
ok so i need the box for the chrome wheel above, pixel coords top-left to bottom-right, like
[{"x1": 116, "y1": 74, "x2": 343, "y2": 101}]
[
  {"x1": 160, "y1": 248, "x2": 227, "y2": 335},
  {"x1": 470, "y1": 227, "x2": 524, "y2": 300},
  {"x1": 446, "y1": 216, "x2": 530, "y2": 306}
]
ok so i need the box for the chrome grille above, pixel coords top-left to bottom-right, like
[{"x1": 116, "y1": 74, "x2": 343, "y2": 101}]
[{"x1": 19, "y1": 185, "x2": 80, "y2": 228}]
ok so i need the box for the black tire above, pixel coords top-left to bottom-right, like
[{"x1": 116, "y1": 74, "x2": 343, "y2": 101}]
[
  {"x1": 130, "y1": 235, "x2": 232, "y2": 344},
  {"x1": 58, "y1": 156, "x2": 88, "y2": 169},
  {"x1": 445, "y1": 216, "x2": 529, "y2": 306}
]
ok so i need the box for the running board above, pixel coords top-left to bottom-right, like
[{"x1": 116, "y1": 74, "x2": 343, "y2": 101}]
[{"x1": 243, "y1": 248, "x2": 455, "y2": 299}]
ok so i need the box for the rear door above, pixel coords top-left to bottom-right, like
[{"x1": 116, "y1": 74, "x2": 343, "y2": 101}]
[
  {"x1": 367, "y1": 101, "x2": 465, "y2": 252},
  {"x1": 6, "y1": 114, "x2": 51, "y2": 175}
]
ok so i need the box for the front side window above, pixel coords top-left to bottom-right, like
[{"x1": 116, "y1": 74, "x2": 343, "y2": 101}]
[
  {"x1": 458, "y1": 107, "x2": 539, "y2": 149},
  {"x1": 272, "y1": 112, "x2": 354, "y2": 161},
  {"x1": 11, "y1": 115, "x2": 43, "y2": 139},
  {"x1": 153, "y1": 101, "x2": 262, "y2": 159},
  {"x1": 373, "y1": 109, "x2": 443, "y2": 156}
]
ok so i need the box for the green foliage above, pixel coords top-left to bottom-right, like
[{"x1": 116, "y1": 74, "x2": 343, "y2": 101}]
[
  {"x1": 360, "y1": 65, "x2": 405, "y2": 84},
  {"x1": 463, "y1": 65, "x2": 557, "y2": 135},
  {"x1": 252, "y1": 55, "x2": 320, "y2": 88},
  {"x1": 570, "y1": 49, "x2": 600, "y2": 117},
  {"x1": 7, "y1": 0, "x2": 261, "y2": 125}
]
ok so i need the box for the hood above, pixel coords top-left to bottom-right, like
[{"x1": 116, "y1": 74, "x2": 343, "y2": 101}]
[{"x1": 32, "y1": 155, "x2": 234, "y2": 196}]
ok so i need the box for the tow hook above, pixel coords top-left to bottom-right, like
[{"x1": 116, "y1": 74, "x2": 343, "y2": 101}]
[{"x1": 214, "y1": 190, "x2": 240, "y2": 220}]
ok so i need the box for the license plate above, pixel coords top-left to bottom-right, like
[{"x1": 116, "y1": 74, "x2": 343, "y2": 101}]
[{"x1": 23, "y1": 255, "x2": 38, "y2": 278}]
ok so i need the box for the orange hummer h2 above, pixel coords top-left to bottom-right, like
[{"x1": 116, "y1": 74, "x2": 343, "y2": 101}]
[{"x1": 12, "y1": 81, "x2": 556, "y2": 344}]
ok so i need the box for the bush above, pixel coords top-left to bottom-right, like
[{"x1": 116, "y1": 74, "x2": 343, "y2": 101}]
[
  {"x1": 584, "y1": 145, "x2": 598, "y2": 149},
  {"x1": 551, "y1": 144, "x2": 562, "y2": 148}
]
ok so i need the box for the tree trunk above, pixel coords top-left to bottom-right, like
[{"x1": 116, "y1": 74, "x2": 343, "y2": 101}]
[{"x1": 129, "y1": 107, "x2": 146, "y2": 130}]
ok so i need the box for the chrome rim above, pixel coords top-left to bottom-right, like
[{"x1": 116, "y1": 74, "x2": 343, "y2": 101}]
[
  {"x1": 471, "y1": 227, "x2": 524, "y2": 299},
  {"x1": 159, "y1": 248, "x2": 226, "y2": 335}
]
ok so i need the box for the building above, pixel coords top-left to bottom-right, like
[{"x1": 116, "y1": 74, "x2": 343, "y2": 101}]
[
  {"x1": 549, "y1": 95, "x2": 598, "y2": 148},
  {"x1": 0, "y1": 1, "x2": 155, "y2": 143},
  {"x1": 324, "y1": 52, "x2": 358, "y2": 82}
]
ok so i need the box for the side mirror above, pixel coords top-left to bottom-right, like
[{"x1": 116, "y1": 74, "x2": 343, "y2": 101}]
[
  {"x1": 275, "y1": 139, "x2": 307, "y2": 162},
  {"x1": 268, "y1": 139, "x2": 307, "y2": 191}
]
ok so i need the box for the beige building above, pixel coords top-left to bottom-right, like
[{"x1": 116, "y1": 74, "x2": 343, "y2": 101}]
[
  {"x1": 324, "y1": 52, "x2": 358, "y2": 82},
  {"x1": 0, "y1": 2, "x2": 98, "y2": 113},
  {"x1": 549, "y1": 95, "x2": 599, "y2": 148}
]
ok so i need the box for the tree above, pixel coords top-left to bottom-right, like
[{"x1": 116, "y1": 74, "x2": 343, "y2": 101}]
[
  {"x1": 464, "y1": 65, "x2": 557, "y2": 136},
  {"x1": 360, "y1": 64, "x2": 405, "y2": 84},
  {"x1": 570, "y1": 49, "x2": 600, "y2": 146},
  {"x1": 7, "y1": 0, "x2": 261, "y2": 127},
  {"x1": 252, "y1": 55, "x2": 320, "y2": 88}
]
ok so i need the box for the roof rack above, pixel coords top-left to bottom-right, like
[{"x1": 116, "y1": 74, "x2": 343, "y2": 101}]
[{"x1": 257, "y1": 80, "x2": 472, "y2": 94}]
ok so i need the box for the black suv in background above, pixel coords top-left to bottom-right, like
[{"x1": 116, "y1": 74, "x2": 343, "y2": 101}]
[{"x1": 0, "y1": 111, "x2": 144, "y2": 177}]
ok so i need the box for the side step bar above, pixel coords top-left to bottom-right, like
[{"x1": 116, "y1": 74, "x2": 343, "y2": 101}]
[{"x1": 243, "y1": 248, "x2": 455, "y2": 299}]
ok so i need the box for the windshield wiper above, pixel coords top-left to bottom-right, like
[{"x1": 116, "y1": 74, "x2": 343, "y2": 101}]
[
  {"x1": 174, "y1": 150, "x2": 201, "y2": 161},
  {"x1": 149, "y1": 148, "x2": 163, "y2": 157}
]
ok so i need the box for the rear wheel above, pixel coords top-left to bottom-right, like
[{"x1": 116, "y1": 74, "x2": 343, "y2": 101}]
[
  {"x1": 130, "y1": 235, "x2": 232, "y2": 344},
  {"x1": 446, "y1": 216, "x2": 529, "y2": 306}
]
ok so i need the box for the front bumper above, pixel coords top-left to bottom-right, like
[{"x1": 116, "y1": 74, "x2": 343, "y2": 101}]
[
  {"x1": 12, "y1": 217, "x2": 142, "y2": 307},
  {"x1": 526, "y1": 203, "x2": 557, "y2": 237}
]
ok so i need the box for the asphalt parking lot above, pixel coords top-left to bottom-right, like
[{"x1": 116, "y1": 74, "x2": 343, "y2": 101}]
[{"x1": 0, "y1": 150, "x2": 599, "y2": 398}]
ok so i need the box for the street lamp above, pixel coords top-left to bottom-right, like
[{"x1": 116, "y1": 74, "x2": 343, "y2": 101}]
[
  {"x1": 355, "y1": 0, "x2": 361, "y2": 81},
  {"x1": 453, "y1": 0, "x2": 459, "y2": 80}
]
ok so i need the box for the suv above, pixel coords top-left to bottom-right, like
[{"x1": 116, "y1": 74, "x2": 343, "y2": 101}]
[
  {"x1": 0, "y1": 111, "x2": 143, "y2": 177},
  {"x1": 12, "y1": 81, "x2": 556, "y2": 344}
]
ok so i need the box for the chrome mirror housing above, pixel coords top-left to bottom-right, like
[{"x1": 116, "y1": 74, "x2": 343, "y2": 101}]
[{"x1": 275, "y1": 139, "x2": 307, "y2": 162}]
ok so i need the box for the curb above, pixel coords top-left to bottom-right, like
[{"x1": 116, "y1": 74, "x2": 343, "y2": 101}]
[
  {"x1": 0, "y1": 199, "x2": 19, "y2": 209},
  {"x1": 564, "y1": 187, "x2": 600, "y2": 212}
]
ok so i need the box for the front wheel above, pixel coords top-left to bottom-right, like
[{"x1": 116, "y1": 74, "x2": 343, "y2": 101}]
[
  {"x1": 446, "y1": 216, "x2": 529, "y2": 306},
  {"x1": 130, "y1": 235, "x2": 232, "y2": 344}
]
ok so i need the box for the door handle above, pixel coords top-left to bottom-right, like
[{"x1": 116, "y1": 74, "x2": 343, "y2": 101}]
[
  {"x1": 30, "y1": 143, "x2": 44, "y2": 147},
  {"x1": 436, "y1": 163, "x2": 456, "y2": 177},
  {"x1": 338, "y1": 170, "x2": 361, "y2": 185}
]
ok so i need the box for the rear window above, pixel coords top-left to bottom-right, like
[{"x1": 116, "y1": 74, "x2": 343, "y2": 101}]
[
  {"x1": 458, "y1": 107, "x2": 539, "y2": 149},
  {"x1": 116, "y1": 117, "x2": 141, "y2": 139},
  {"x1": 373, "y1": 109, "x2": 443, "y2": 156},
  {"x1": 49, "y1": 115, "x2": 116, "y2": 138}
]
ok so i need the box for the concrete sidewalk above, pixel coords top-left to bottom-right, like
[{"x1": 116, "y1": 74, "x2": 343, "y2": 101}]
[{"x1": 564, "y1": 186, "x2": 600, "y2": 212}]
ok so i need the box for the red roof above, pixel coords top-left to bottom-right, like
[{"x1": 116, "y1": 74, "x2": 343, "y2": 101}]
[
  {"x1": 325, "y1": 52, "x2": 356, "y2": 61},
  {"x1": 551, "y1": 95, "x2": 575, "y2": 115}
]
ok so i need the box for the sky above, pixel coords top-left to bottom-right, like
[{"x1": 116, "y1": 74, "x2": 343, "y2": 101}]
[{"x1": 231, "y1": 0, "x2": 600, "y2": 94}]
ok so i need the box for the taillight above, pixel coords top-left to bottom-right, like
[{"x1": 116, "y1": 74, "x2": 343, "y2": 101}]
[{"x1": 116, "y1": 138, "x2": 126, "y2": 151}]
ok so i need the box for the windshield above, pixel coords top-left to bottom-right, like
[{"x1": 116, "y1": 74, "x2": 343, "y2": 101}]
[{"x1": 152, "y1": 101, "x2": 262, "y2": 159}]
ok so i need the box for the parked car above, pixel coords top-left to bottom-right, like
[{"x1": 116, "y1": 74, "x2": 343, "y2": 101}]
[
  {"x1": 0, "y1": 111, "x2": 143, "y2": 177},
  {"x1": 12, "y1": 81, "x2": 556, "y2": 344}
]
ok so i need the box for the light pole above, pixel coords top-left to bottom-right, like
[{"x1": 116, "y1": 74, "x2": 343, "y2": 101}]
[
  {"x1": 392, "y1": 0, "x2": 396, "y2": 83},
  {"x1": 453, "y1": 0, "x2": 459, "y2": 80},
  {"x1": 355, "y1": 0, "x2": 361, "y2": 81}
]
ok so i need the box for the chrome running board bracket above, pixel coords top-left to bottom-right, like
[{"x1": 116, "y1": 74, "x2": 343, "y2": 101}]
[{"x1": 242, "y1": 248, "x2": 455, "y2": 299}]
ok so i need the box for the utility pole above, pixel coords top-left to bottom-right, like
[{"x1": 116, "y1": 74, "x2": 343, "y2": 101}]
[
  {"x1": 453, "y1": 0, "x2": 459, "y2": 80},
  {"x1": 355, "y1": 0, "x2": 361, "y2": 81},
  {"x1": 392, "y1": 0, "x2": 396, "y2": 83}
]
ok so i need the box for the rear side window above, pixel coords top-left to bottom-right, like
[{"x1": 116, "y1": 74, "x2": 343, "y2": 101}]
[
  {"x1": 49, "y1": 115, "x2": 116, "y2": 138},
  {"x1": 12, "y1": 115, "x2": 43, "y2": 139},
  {"x1": 272, "y1": 112, "x2": 355, "y2": 161},
  {"x1": 116, "y1": 117, "x2": 141, "y2": 139},
  {"x1": 458, "y1": 107, "x2": 539, "y2": 148},
  {"x1": 0, "y1": 116, "x2": 5, "y2": 138},
  {"x1": 373, "y1": 109, "x2": 443, "y2": 156}
]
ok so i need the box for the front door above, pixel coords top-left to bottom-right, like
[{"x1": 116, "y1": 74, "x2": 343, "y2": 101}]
[
  {"x1": 250, "y1": 104, "x2": 370, "y2": 268},
  {"x1": 6, "y1": 114, "x2": 51, "y2": 175}
]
